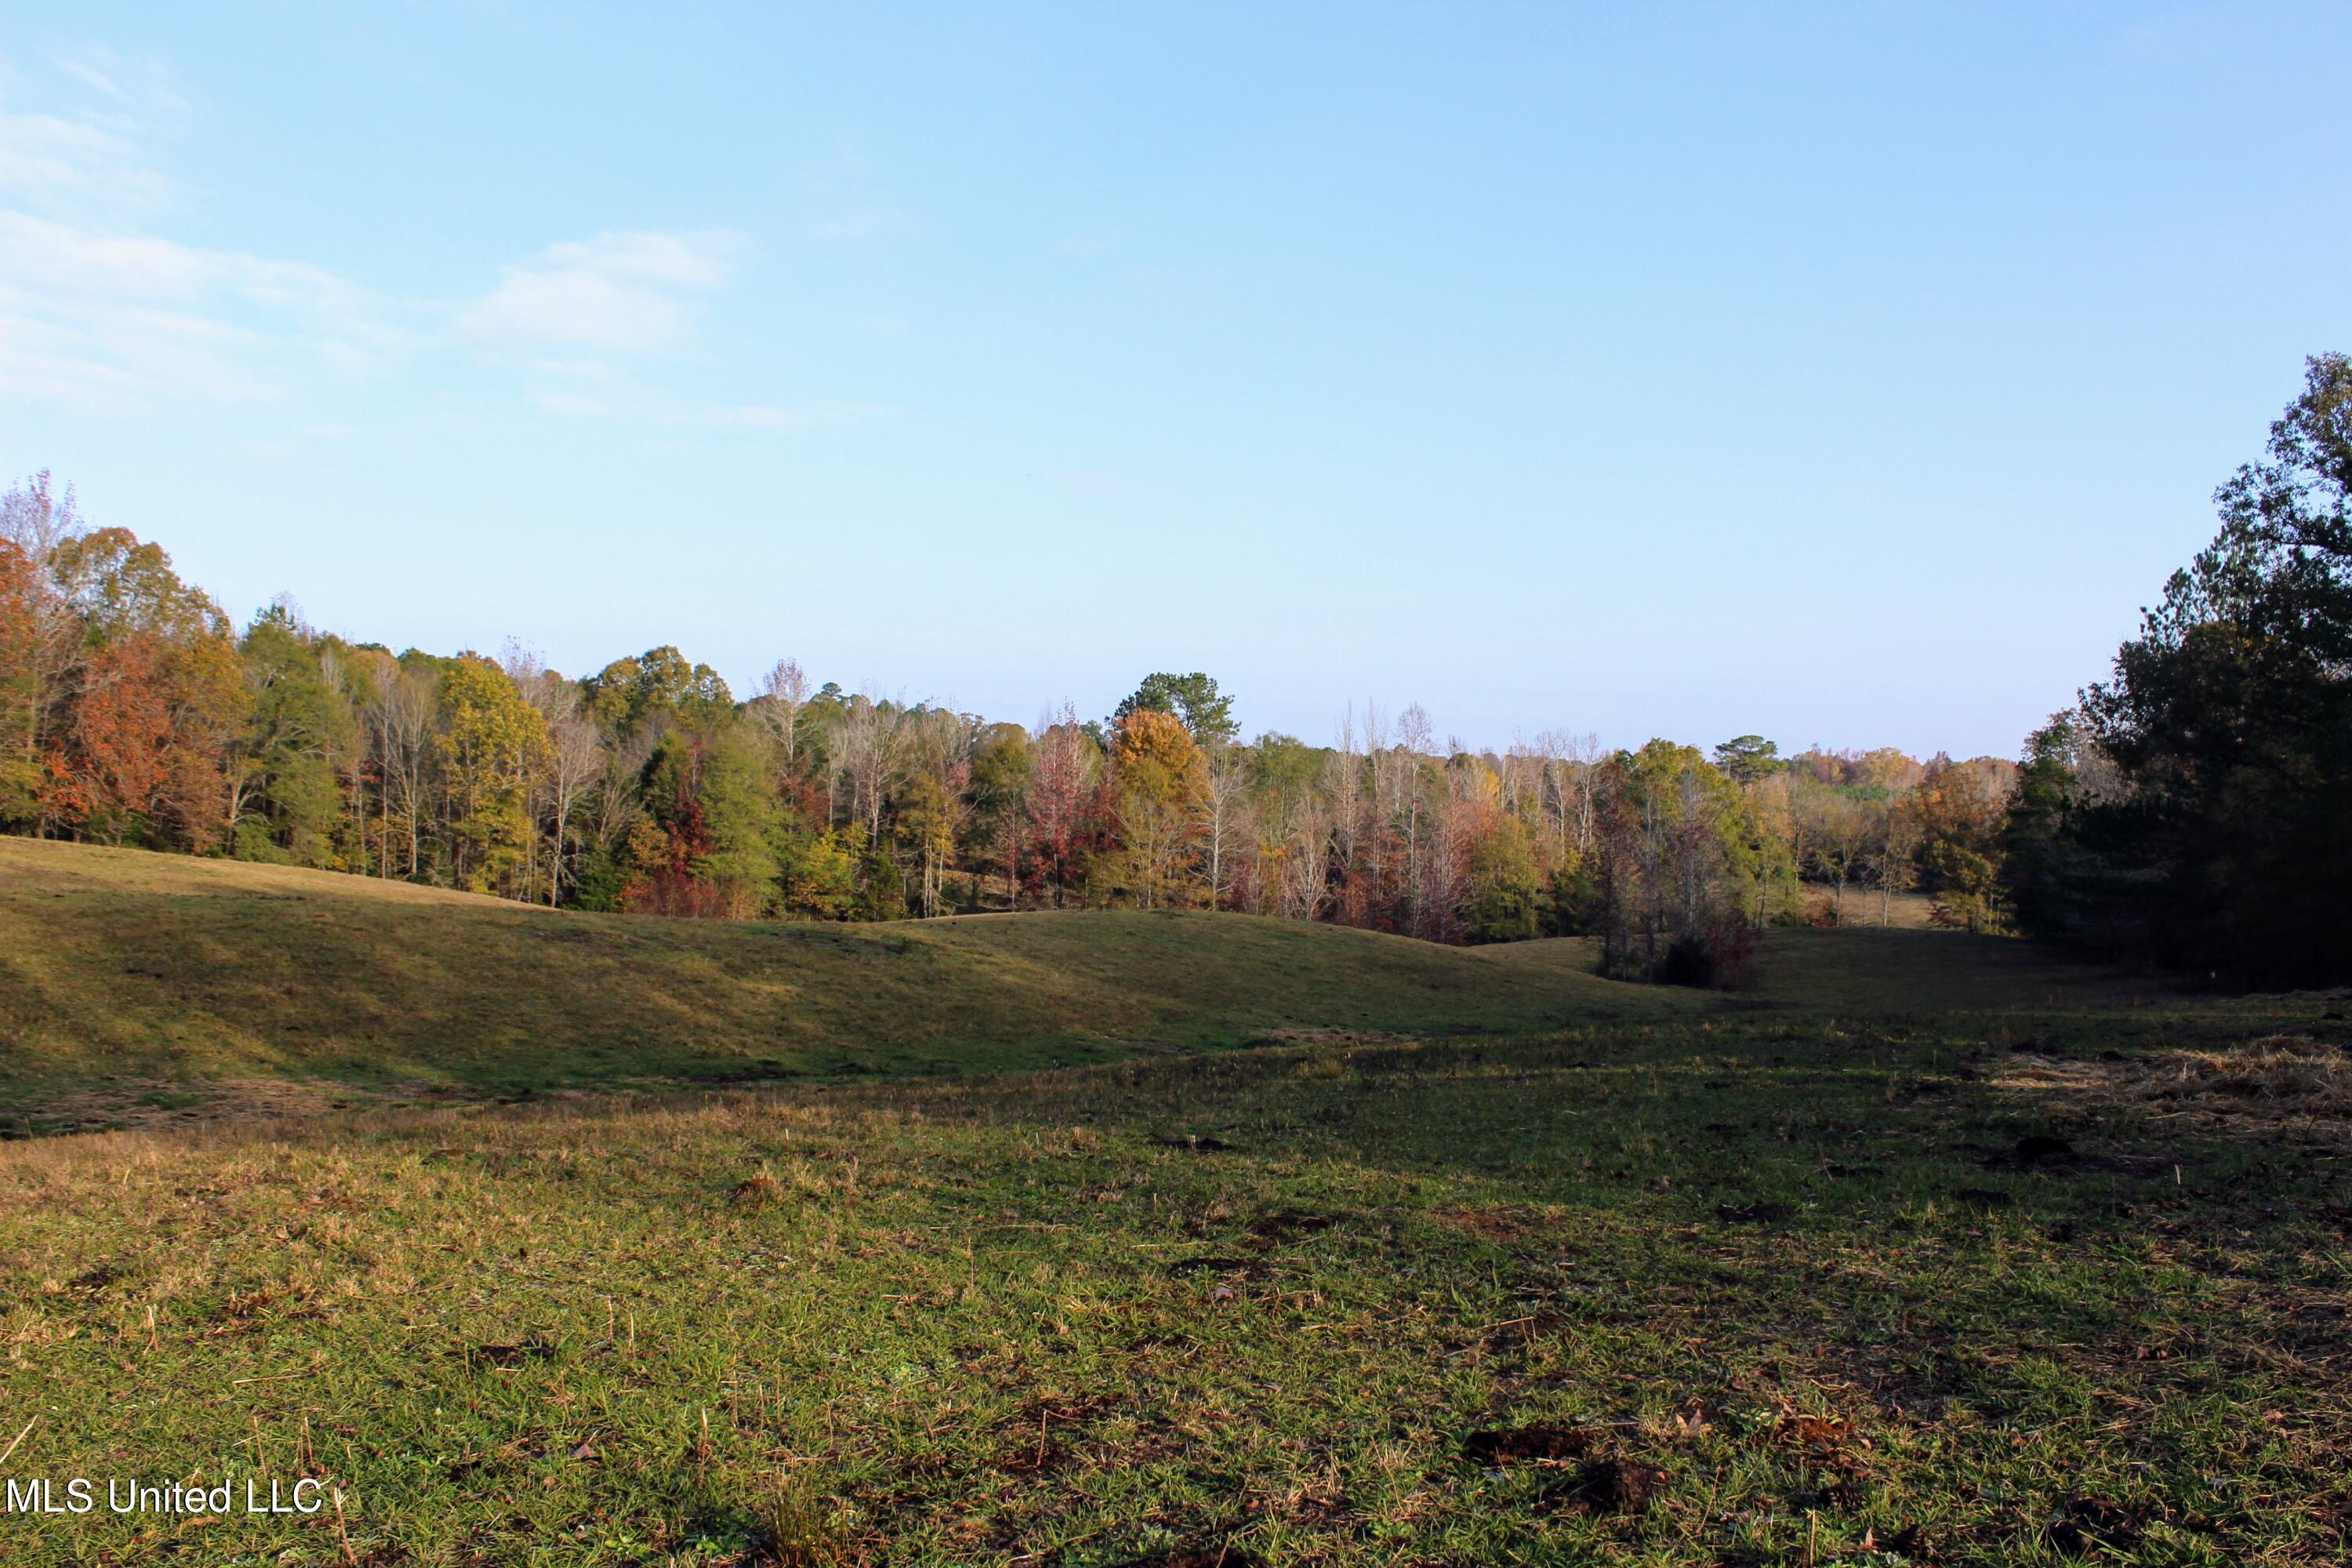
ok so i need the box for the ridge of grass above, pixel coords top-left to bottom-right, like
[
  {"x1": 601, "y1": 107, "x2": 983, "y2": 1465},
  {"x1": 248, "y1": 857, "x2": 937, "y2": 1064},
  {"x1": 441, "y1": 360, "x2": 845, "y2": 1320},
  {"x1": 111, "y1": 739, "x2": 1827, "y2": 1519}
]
[{"x1": 0, "y1": 838, "x2": 1697, "y2": 1131}]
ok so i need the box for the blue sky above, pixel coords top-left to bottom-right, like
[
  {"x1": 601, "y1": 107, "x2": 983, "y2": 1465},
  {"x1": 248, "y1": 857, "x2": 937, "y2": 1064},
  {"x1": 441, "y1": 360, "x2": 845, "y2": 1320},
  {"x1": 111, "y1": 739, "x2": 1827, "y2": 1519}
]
[{"x1": 3, "y1": 4, "x2": 2347, "y2": 759}]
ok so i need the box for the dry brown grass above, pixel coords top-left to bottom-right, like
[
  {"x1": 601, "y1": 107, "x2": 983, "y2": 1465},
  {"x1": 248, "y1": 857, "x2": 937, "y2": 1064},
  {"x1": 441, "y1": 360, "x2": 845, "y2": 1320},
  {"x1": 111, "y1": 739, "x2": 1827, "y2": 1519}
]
[{"x1": 1998, "y1": 1033, "x2": 2352, "y2": 1130}]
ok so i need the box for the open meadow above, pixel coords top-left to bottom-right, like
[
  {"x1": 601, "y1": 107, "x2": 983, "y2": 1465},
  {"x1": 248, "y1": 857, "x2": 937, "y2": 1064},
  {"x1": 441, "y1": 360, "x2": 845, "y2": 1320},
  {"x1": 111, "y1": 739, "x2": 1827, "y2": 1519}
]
[
  {"x1": 4, "y1": 845, "x2": 2350, "y2": 1566},
  {"x1": 7, "y1": 8, "x2": 2350, "y2": 1561}
]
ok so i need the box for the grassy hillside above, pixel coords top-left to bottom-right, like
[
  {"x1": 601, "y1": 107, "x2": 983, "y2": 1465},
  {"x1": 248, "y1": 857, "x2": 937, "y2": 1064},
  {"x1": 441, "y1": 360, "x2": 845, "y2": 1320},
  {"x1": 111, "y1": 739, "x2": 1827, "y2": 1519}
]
[
  {"x1": 0, "y1": 838, "x2": 1694, "y2": 1132},
  {"x1": 5, "y1": 838, "x2": 2345, "y2": 1564},
  {"x1": 4, "y1": 989, "x2": 2347, "y2": 1566}
]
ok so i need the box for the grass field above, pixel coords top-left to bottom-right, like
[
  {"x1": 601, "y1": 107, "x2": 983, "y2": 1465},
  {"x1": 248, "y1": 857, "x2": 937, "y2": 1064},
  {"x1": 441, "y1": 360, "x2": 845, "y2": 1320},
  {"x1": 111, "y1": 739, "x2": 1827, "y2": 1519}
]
[
  {"x1": 3, "y1": 842, "x2": 2350, "y2": 1566},
  {"x1": 0, "y1": 838, "x2": 1690, "y2": 1135}
]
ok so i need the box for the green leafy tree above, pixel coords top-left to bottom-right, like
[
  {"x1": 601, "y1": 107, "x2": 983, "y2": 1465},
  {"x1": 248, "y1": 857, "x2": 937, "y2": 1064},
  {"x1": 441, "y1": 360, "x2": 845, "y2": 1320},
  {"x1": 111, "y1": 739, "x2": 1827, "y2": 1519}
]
[
  {"x1": 1711, "y1": 735, "x2": 1784, "y2": 785},
  {"x1": 233, "y1": 605, "x2": 352, "y2": 866},
  {"x1": 969, "y1": 723, "x2": 1033, "y2": 907},
  {"x1": 778, "y1": 825, "x2": 858, "y2": 918},
  {"x1": 2031, "y1": 353, "x2": 2352, "y2": 984},
  {"x1": 435, "y1": 655, "x2": 550, "y2": 895},
  {"x1": 1467, "y1": 813, "x2": 1541, "y2": 942},
  {"x1": 583, "y1": 646, "x2": 734, "y2": 740},
  {"x1": 1112, "y1": 673, "x2": 1237, "y2": 745},
  {"x1": 695, "y1": 727, "x2": 783, "y2": 916}
]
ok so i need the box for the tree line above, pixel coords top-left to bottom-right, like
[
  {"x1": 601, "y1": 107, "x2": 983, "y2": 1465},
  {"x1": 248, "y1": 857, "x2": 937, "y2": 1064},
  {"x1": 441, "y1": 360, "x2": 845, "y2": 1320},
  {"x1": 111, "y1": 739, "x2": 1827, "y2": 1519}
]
[
  {"x1": 0, "y1": 478, "x2": 2020, "y2": 982},
  {"x1": 2002, "y1": 353, "x2": 2352, "y2": 987}
]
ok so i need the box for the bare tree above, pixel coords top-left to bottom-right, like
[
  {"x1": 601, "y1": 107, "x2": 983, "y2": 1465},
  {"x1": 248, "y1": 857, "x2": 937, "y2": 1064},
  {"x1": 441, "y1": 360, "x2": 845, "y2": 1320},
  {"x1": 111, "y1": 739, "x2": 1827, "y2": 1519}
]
[
  {"x1": 1197, "y1": 746, "x2": 1251, "y2": 910},
  {"x1": 362, "y1": 659, "x2": 435, "y2": 879},
  {"x1": 834, "y1": 692, "x2": 899, "y2": 844},
  {"x1": 0, "y1": 472, "x2": 87, "y2": 810},
  {"x1": 523, "y1": 681, "x2": 607, "y2": 907},
  {"x1": 1872, "y1": 791, "x2": 1924, "y2": 926},
  {"x1": 1280, "y1": 797, "x2": 1330, "y2": 921},
  {"x1": 1396, "y1": 703, "x2": 1435, "y2": 924},
  {"x1": 1123, "y1": 788, "x2": 1191, "y2": 909},
  {"x1": 1798, "y1": 785, "x2": 1877, "y2": 926},
  {"x1": 753, "y1": 657, "x2": 810, "y2": 775}
]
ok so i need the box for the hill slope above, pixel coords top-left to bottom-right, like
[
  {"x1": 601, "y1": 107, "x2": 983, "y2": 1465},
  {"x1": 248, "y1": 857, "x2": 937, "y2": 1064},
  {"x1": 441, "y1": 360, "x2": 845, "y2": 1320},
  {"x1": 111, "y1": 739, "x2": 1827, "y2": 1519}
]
[{"x1": 0, "y1": 838, "x2": 1692, "y2": 1131}]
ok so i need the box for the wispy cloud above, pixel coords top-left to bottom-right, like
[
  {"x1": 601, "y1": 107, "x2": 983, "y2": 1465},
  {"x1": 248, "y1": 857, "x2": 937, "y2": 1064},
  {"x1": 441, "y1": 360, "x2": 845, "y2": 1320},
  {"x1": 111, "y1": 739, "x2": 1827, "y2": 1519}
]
[
  {"x1": 54, "y1": 57, "x2": 129, "y2": 103},
  {"x1": 0, "y1": 103, "x2": 169, "y2": 208},
  {"x1": 460, "y1": 230, "x2": 741, "y2": 352},
  {"x1": 0, "y1": 209, "x2": 405, "y2": 412},
  {"x1": 731, "y1": 401, "x2": 888, "y2": 430},
  {"x1": 797, "y1": 145, "x2": 920, "y2": 241},
  {"x1": 1, "y1": 54, "x2": 866, "y2": 430},
  {"x1": 511, "y1": 371, "x2": 890, "y2": 434},
  {"x1": 0, "y1": 52, "x2": 381, "y2": 410}
]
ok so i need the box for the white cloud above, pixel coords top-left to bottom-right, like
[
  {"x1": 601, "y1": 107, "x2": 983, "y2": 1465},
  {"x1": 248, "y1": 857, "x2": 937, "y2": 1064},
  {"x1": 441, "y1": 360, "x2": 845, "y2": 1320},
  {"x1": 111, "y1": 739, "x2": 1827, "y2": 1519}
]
[
  {"x1": 731, "y1": 401, "x2": 887, "y2": 430},
  {"x1": 541, "y1": 230, "x2": 735, "y2": 287},
  {"x1": 54, "y1": 58, "x2": 129, "y2": 103},
  {"x1": 2, "y1": 56, "x2": 871, "y2": 430},
  {"x1": 0, "y1": 105, "x2": 167, "y2": 206},
  {"x1": 0, "y1": 54, "x2": 370, "y2": 409},
  {"x1": 0, "y1": 212, "x2": 405, "y2": 411},
  {"x1": 530, "y1": 389, "x2": 612, "y2": 418},
  {"x1": 460, "y1": 229, "x2": 739, "y2": 352}
]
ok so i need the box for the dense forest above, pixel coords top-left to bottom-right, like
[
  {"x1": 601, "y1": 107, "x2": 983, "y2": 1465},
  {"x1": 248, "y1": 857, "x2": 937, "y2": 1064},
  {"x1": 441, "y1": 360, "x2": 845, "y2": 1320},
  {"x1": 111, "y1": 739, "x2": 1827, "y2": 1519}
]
[
  {"x1": 4, "y1": 355, "x2": 2344, "y2": 987},
  {"x1": 2005, "y1": 353, "x2": 2352, "y2": 988}
]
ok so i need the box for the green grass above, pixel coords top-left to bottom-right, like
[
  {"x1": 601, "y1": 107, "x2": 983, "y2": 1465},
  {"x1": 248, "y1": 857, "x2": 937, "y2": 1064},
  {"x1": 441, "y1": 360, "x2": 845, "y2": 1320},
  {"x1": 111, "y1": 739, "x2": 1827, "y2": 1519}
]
[
  {"x1": 6, "y1": 1001, "x2": 2351, "y2": 1566},
  {"x1": 3, "y1": 839, "x2": 2349, "y2": 1565},
  {"x1": 0, "y1": 838, "x2": 1689, "y2": 1132}
]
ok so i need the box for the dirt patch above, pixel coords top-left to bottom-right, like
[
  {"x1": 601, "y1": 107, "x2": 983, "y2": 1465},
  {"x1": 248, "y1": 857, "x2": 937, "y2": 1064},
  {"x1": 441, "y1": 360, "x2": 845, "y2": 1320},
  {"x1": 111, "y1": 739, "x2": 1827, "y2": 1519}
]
[
  {"x1": 7, "y1": 1076, "x2": 349, "y2": 1135},
  {"x1": 2046, "y1": 1496, "x2": 2149, "y2": 1554},
  {"x1": 731, "y1": 1174, "x2": 786, "y2": 1207},
  {"x1": 1105, "y1": 1548, "x2": 1263, "y2": 1568},
  {"x1": 1438, "y1": 1205, "x2": 1545, "y2": 1241},
  {"x1": 1464, "y1": 1425, "x2": 1599, "y2": 1465},
  {"x1": 1246, "y1": 1210, "x2": 1339, "y2": 1247},
  {"x1": 1539, "y1": 1457, "x2": 1667, "y2": 1515},
  {"x1": 1769, "y1": 1411, "x2": 1857, "y2": 1452},
  {"x1": 1256, "y1": 1028, "x2": 1414, "y2": 1048}
]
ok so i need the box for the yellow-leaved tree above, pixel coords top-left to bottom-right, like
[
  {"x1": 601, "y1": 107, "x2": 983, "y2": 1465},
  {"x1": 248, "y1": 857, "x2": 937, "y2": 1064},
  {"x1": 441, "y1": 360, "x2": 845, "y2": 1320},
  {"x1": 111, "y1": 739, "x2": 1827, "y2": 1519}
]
[
  {"x1": 1112, "y1": 708, "x2": 1204, "y2": 908},
  {"x1": 435, "y1": 655, "x2": 550, "y2": 895}
]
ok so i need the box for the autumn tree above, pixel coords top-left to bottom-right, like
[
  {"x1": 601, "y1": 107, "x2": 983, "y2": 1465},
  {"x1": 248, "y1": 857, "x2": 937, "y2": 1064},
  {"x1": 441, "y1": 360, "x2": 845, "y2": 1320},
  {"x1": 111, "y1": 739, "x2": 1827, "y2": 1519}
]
[
  {"x1": 434, "y1": 655, "x2": 550, "y2": 895},
  {"x1": 1111, "y1": 707, "x2": 1205, "y2": 908},
  {"x1": 0, "y1": 473, "x2": 85, "y2": 824},
  {"x1": 1026, "y1": 702, "x2": 1101, "y2": 907},
  {"x1": 1466, "y1": 811, "x2": 1541, "y2": 942},
  {"x1": 968, "y1": 723, "x2": 1033, "y2": 909},
  {"x1": 1112, "y1": 672, "x2": 1237, "y2": 745},
  {"x1": 1586, "y1": 742, "x2": 1757, "y2": 984},
  {"x1": 1798, "y1": 784, "x2": 1876, "y2": 926},
  {"x1": 0, "y1": 540, "x2": 43, "y2": 825}
]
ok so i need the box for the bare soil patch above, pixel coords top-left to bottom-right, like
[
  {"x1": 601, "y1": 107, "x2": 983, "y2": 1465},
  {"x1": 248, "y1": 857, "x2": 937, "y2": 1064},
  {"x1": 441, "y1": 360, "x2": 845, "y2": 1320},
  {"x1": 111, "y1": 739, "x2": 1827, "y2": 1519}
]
[{"x1": 13, "y1": 1076, "x2": 349, "y2": 1134}]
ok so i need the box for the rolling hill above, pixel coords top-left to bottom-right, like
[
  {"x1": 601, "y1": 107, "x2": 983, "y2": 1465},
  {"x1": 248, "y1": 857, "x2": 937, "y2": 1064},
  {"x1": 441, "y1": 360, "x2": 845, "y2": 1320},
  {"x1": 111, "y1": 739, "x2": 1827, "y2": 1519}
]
[{"x1": 0, "y1": 837, "x2": 1693, "y2": 1132}]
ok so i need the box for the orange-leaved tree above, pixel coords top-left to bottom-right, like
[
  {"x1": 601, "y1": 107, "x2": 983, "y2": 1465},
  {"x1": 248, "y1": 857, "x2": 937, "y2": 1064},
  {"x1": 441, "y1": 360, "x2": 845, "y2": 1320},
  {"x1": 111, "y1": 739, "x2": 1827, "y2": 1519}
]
[{"x1": 1112, "y1": 707, "x2": 1205, "y2": 908}]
